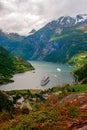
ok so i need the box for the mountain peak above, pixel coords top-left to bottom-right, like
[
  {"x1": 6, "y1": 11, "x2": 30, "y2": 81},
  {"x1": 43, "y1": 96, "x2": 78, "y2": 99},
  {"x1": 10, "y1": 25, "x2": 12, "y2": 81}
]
[
  {"x1": 29, "y1": 29, "x2": 36, "y2": 34},
  {"x1": 75, "y1": 14, "x2": 87, "y2": 24},
  {"x1": 57, "y1": 16, "x2": 75, "y2": 27},
  {"x1": 0, "y1": 29, "x2": 7, "y2": 36}
]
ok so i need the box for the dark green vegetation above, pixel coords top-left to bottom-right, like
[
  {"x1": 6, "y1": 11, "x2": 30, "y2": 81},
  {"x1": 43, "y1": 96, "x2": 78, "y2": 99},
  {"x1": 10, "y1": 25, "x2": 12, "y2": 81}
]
[
  {"x1": 66, "y1": 84, "x2": 87, "y2": 93},
  {"x1": 0, "y1": 91, "x2": 14, "y2": 119},
  {"x1": 0, "y1": 46, "x2": 15, "y2": 84},
  {"x1": 68, "y1": 52, "x2": 87, "y2": 84},
  {"x1": 74, "y1": 64, "x2": 87, "y2": 84},
  {"x1": 0, "y1": 46, "x2": 34, "y2": 85}
]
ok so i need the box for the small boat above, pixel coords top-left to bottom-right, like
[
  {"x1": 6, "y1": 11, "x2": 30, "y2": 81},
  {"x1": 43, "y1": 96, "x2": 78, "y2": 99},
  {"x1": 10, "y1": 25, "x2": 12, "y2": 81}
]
[
  {"x1": 41, "y1": 76, "x2": 50, "y2": 86},
  {"x1": 57, "y1": 68, "x2": 61, "y2": 71}
]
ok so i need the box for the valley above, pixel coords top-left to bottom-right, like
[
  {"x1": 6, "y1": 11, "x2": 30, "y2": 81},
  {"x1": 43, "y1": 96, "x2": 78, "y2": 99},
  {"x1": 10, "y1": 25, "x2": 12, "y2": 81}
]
[{"x1": 0, "y1": 13, "x2": 87, "y2": 130}]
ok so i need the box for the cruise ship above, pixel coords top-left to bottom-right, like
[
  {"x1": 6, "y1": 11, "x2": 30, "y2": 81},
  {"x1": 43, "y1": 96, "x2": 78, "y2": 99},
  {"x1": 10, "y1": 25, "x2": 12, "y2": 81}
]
[{"x1": 41, "y1": 76, "x2": 50, "y2": 86}]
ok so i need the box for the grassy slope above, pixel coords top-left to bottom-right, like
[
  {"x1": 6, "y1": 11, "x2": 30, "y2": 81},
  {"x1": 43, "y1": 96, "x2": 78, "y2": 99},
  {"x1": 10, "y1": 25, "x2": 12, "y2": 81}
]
[
  {"x1": 12, "y1": 56, "x2": 34, "y2": 73},
  {"x1": 68, "y1": 52, "x2": 87, "y2": 68},
  {"x1": 51, "y1": 34, "x2": 69, "y2": 41}
]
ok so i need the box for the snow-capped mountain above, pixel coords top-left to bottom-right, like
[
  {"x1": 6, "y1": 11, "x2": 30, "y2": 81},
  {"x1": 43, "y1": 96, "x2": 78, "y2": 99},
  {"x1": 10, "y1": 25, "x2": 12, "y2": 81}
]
[
  {"x1": 42, "y1": 14, "x2": 87, "y2": 37},
  {"x1": 57, "y1": 16, "x2": 76, "y2": 27},
  {"x1": 58, "y1": 14, "x2": 87, "y2": 26}
]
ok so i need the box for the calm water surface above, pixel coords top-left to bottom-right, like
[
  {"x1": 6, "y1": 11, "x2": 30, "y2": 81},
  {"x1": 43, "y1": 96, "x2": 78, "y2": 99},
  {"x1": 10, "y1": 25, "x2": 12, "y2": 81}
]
[{"x1": 0, "y1": 61, "x2": 75, "y2": 91}]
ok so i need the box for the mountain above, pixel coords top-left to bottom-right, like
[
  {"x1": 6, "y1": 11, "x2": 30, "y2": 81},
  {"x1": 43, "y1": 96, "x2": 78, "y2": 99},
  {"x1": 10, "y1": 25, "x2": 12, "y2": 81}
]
[
  {"x1": 0, "y1": 14, "x2": 87, "y2": 62},
  {"x1": 0, "y1": 30, "x2": 24, "y2": 41},
  {"x1": 21, "y1": 14, "x2": 87, "y2": 62},
  {"x1": 0, "y1": 46, "x2": 34, "y2": 85},
  {"x1": 0, "y1": 29, "x2": 35, "y2": 60},
  {"x1": 7, "y1": 32, "x2": 24, "y2": 41}
]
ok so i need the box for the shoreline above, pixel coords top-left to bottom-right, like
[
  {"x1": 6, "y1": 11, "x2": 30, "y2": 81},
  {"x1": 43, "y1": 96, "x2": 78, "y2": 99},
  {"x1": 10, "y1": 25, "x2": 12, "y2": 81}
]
[
  {"x1": 0, "y1": 69, "x2": 35, "y2": 86},
  {"x1": 0, "y1": 61, "x2": 74, "y2": 91},
  {"x1": 70, "y1": 72, "x2": 78, "y2": 84}
]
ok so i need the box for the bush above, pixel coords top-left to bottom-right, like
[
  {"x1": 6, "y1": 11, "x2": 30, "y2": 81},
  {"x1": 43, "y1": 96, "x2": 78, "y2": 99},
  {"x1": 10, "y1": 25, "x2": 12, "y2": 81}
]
[
  {"x1": 21, "y1": 107, "x2": 29, "y2": 114},
  {"x1": 68, "y1": 106, "x2": 80, "y2": 118},
  {"x1": 0, "y1": 110, "x2": 10, "y2": 122}
]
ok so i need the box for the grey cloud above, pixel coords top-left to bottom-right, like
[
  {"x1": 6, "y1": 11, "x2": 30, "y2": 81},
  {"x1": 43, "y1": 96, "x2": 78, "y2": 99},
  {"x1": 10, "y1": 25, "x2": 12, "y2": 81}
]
[
  {"x1": 0, "y1": 0, "x2": 87, "y2": 35},
  {"x1": 0, "y1": 1, "x2": 4, "y2": 11}
]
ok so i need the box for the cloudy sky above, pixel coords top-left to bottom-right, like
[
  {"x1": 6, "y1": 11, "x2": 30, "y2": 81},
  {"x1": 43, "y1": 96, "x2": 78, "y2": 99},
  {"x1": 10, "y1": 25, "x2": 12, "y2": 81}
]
[{"x1": 0, "y1": 0, "x2": 87, "y2": 35}]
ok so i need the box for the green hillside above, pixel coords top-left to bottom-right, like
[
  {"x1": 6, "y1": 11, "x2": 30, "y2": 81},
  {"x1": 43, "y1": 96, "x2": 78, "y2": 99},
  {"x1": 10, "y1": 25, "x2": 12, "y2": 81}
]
[
  {"x1": 0, "y1": 46, "x2": 34, "y2": 85},
  {"x1": 68, "y1": 52, "x2": 87, "y2": 84}
]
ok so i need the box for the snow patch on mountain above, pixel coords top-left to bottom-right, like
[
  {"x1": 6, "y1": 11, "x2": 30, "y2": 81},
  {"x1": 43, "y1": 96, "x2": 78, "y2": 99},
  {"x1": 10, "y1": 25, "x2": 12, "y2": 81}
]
[
  {"x1": 55, "y1": 28, "x2": 62, "y2": 34},
  {"x1": 75, "y1": 14, "x2": 87, "y2": 24}
]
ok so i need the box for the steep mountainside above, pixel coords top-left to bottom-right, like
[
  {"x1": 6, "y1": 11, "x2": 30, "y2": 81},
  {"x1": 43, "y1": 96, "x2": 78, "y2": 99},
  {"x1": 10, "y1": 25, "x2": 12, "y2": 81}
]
[
  {"x1": 0, "y1": 30, "x2": 35, "y2": 60},
  {"x1": 68, "y1": 52, "x2": 87, "y2": 84},
  {"x1": 74, "y1": 64, "x2": 87, "y2": 84},
  {"x1": 0, "y1": 46, "x2": 34, "y2": 85},
  {"x1": 68, "y1": 52, "x2": 87, "y2": 68},
  {"x1": 0, "y1": 14, "x2": 87, "y2": 62}
]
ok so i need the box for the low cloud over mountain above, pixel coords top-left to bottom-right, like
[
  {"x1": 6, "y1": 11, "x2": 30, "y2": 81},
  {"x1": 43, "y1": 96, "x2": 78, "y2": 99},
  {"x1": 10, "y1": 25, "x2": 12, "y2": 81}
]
[{"x1": 0, "y1": 0, "x2": 87, "y2": 35}]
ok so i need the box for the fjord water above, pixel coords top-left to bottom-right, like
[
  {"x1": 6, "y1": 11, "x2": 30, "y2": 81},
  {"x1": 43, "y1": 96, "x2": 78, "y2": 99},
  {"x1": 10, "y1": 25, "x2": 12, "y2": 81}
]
[{"x1": 0, "y1": 61, "x2": 74, "y2": 91}]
